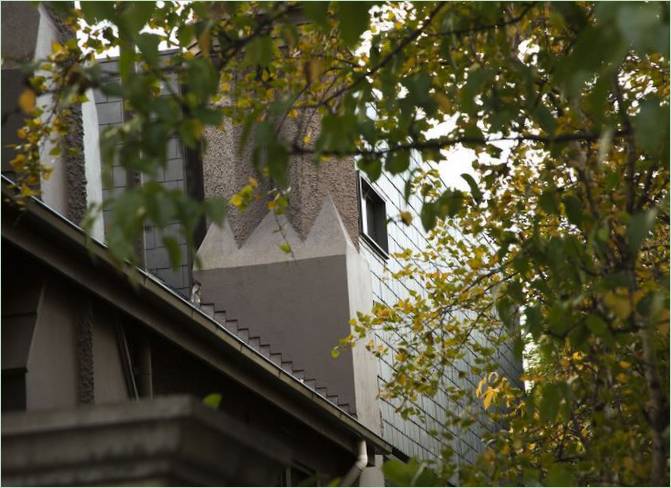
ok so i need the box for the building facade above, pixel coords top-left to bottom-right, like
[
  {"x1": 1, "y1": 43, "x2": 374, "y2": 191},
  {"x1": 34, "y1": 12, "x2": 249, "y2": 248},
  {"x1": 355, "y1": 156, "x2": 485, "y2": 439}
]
[{"x1": 1, "y1": 3, "x2": 522, "y2": 485}]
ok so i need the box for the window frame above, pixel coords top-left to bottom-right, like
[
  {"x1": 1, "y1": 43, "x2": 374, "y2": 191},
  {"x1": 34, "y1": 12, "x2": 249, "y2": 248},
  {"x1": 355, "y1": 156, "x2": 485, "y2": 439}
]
[{"x1": 357, "y1": 173, "x2": 390, "y2": 259}]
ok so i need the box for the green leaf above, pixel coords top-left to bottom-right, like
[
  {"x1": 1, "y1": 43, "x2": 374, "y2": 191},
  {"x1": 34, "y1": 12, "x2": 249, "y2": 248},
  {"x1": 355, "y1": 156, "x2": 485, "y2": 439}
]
[
  {"x1": 245, "y1": 35, "x2": 274, "y2": 67},
  {"x1": 627, "y1": 208, "x2": 657, "y2": 253},
  {"x1": 118, "y1": 2, "x2": 156, "y2": 39},
  {"x1": 382, "y1": 459, "x2": 437, "y2": 487},
  {"x1": 460, "y1": 173, "x2": 482, "y2": 203},
  {"x1": 585, "y1": 314, "x2": 609, "y2": 338},
  {"x1": 533, "y1": 104, "x2": 557, "y2": 134},
  {"x1": 420, "y1": 202, "x2": 437, "y2": 231},
  {"x1": 539, "y1": 189, "x2": 560, "y2": 215},
  {"x1": 545, "y1": 463, "x2": 576, "y2": 487},
  {"x1": 539, "y1": 383, "x2": 562, "y2": 423},
  {"x1": 136, "y1": 32, "x2": 161, "y2": 67},
  {"x1": 303, "y1": 2, "x2": 330, "y2": 30},
  {"x1": 203, "y1": 393, "x2": 223, "y2": 409},
  {"x1": 386, "y1": 149, "x2": 410, "y2": 174},
  {"x1": 337, "y1": 2, "x2": 371, "y2": 47},
  {"x1": 615, "y1": 2, "x2": 666, "y2": 54},
  {"x1": 205, "y1": 198, "x2": 227, "y2": 225},
  {"x1": 562, "y1": 195, "x2": 583, "y2": 228},
  {"x1": 436, "y1": 189, "x2": 463, "y2": 218},
  {"x1": 633, "y1": 97, "x2": 669, "y2": 157},
  {"x1": 162, "y1": 236, "x2": 182, "y2": 270},
  {"x1": 358, "y1": 157, "x2": 382, "y2": 182},
  {"x1": 80, "y1": 1, "x2": 117, "y2": 24},
  {"x1": 525, "y1": 305, "x2": 543, "y2": 339}
]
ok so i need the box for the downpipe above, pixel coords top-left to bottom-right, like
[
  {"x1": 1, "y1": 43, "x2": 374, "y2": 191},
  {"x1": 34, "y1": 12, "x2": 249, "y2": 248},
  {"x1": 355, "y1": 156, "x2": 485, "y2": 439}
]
[{"x1": 340, "y1": 439, "x2": 368, "y2": 487}]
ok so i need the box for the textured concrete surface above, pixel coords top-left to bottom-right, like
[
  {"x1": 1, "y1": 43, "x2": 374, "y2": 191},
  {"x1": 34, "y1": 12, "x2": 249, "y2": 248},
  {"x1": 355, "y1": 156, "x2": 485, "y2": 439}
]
[
  {"x1": 197, "y1": 193, "x2": 352, "y2": 269},
  {"x1": 63, "y1": 103, "x2": 87, "y2": 224},
  {"x1": 2, "y1": 396, "x2": 293, "y2": 486},
  {"x1": 76, "y1": 302, "x2": 94, "y2": 405},
  {"x1": 1, "y1": 2, "x2": 40, "y2": 68},
  {"x1": 201, "y1": 111, "x2": 360, "y2": 247}
]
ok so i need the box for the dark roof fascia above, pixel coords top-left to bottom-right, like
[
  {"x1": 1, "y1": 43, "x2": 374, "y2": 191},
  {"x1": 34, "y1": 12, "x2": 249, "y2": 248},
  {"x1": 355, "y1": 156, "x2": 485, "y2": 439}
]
[{"x1": 1, "y1": 175, "x2": 393, "y2": 457}]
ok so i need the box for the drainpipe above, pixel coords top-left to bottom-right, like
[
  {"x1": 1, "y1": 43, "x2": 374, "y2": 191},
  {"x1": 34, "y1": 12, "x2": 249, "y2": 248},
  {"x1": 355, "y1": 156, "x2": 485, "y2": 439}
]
[{"x1": 340, "y1": 439, "x2": 368, "y2": 487}]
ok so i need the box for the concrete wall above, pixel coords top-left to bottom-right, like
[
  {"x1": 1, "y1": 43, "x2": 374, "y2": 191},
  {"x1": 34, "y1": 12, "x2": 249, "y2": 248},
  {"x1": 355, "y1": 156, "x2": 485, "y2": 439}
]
[
  {"x1": 1, "y1": 3, "x2": 88, "y2": 225},
  {"x1": 197, "y1": 255, "x2": 357, "y2": 410},
  {"x1": 0, "y1": 2, "x2": 40, "y2": 67},
  {"x1": 82, "y1": 88, "x2": 105, "y2": 241},
  {"x1": 0, "y1": 3, "x2": 40, "y2": 175},
  {"x1": 25, "y1": 279, "x2": 80, "y2": 410},
  {"x1": 35, "y1": 5, "x2": 69, "y2": 217},
  {"x1": 91, "y1": 305, "x2": 128, "y2": 405},
  {"x1": 201, "y1": 108, "x2": 360, "y2": 247},
  {"x1": 195, "y1": 193, "x2": 381, "y2": 426}
]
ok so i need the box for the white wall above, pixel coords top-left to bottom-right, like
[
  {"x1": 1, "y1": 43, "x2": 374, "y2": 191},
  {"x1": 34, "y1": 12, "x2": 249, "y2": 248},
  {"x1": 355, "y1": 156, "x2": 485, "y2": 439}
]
[
  {"x1": 35, "y1": 5, "x2": 68, "y2": 216},
  {"x1": 82, "y1": 88, "x2": 105, "y2": 241}
]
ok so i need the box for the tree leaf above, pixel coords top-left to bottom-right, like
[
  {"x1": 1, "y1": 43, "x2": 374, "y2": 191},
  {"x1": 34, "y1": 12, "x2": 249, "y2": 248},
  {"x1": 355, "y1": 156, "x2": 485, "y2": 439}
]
[
  {"x1": 627, "y1": 209, "x2": 657, "y2": 253},
  {"x1": 337, "y1": 2, "x2": 372, "y2": 47},
  {"x1": 202, "y1": 393, "x2": 223, "y2": 409},
  {"x1": 539, "y1": 382, "x2": 562, "y2": 422},
  {"x1": 162, "y1": 236, "x2": 182, "y2": 270},
  {"x1": 546, "y1": 463, "x2": 576, "y2": 487},
  {"x1": 633, "y1": 96, "x2": 669, "y2": 157},
  {"x1": 461, "y1": 173, "x2": 482, "y2": 203},
  {"x1": 18, "y1": 89, "x2": 36, "y2": 114},
  {"x1": 303, "y1": 2, "x2": 330, "y2": 30},
  {"x1": 386, "y1": 149, "x2": 410, "y2": 174}
]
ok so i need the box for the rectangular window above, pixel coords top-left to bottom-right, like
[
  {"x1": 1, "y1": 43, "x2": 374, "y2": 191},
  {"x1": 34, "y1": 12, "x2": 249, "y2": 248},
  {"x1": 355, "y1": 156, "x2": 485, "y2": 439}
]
[{"x1": 358, "y1": 175, "x2": 389, "y2": 257}]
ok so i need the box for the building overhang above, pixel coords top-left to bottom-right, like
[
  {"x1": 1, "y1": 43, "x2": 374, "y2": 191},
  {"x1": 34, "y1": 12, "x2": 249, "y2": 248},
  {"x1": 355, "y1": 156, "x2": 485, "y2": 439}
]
[{"x1": 1, "y1": 175, "x2": 396, "y2": 460}]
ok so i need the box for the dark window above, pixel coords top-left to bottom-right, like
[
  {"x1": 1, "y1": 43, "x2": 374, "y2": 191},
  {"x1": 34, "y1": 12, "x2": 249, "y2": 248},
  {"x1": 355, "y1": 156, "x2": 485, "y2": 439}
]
[{"x1": 359, "y1": 175, "x2": 389, "y2": 256}]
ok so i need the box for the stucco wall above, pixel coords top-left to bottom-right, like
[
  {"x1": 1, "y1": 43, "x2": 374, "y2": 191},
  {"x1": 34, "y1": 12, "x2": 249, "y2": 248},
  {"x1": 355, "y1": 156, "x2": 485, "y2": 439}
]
[{"x1": 201, "y1": 110, "x2": 360, "y2": 247}]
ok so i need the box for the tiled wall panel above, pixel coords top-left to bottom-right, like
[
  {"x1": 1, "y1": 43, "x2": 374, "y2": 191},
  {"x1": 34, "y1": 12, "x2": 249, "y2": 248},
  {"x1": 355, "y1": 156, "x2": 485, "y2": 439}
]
[
  {"x1": 94, "y1": 61, "x2": 191, "y2": 298},
  {"x1": 360, "y1": 162, "x2": 523, "y2": 471}
]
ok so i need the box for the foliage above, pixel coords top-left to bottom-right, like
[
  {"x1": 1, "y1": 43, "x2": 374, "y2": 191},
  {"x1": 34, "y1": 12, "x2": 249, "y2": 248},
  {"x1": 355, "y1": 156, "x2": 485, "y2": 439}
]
[{"x1": 7, "y1": 1, "x2": 670, "y2": 485}]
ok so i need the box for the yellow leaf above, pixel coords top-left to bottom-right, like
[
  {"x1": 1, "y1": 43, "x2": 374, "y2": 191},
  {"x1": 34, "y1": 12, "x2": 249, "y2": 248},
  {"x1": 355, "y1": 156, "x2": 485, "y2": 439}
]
[
  {"x1": 603, "y1": 291, "x2": 632, "y2": 319},
  {"x1": 229, "y1": 194, "x2": 243, "y2": 208},
  {"x1": 476, "y1": 377, "x2": 486, "y2": 398},
  {"x1": 400, "y1": 211, "x2": 413, "y2": 225},
  {"x1": 197, "y1": 28, "x2": 211, "y2": 54},
  {"x1": 619, "y1": 360, "x2": 631, "y2": 369},
  {"x1": 279, "y1": 242, "x2": 292, "y2": 254},
  {"x1": 483, "y1": 387, "x2": 497, "y2": 410},
  {"x1": 18, "y1": 89, "x2": 36, "y2": 114},
  {"x1": 616, "y1": 372, "x2": 628, "y2": 384},
  {"x1": 433, "y1": 92, "x2": 451, "y2": 112}
]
